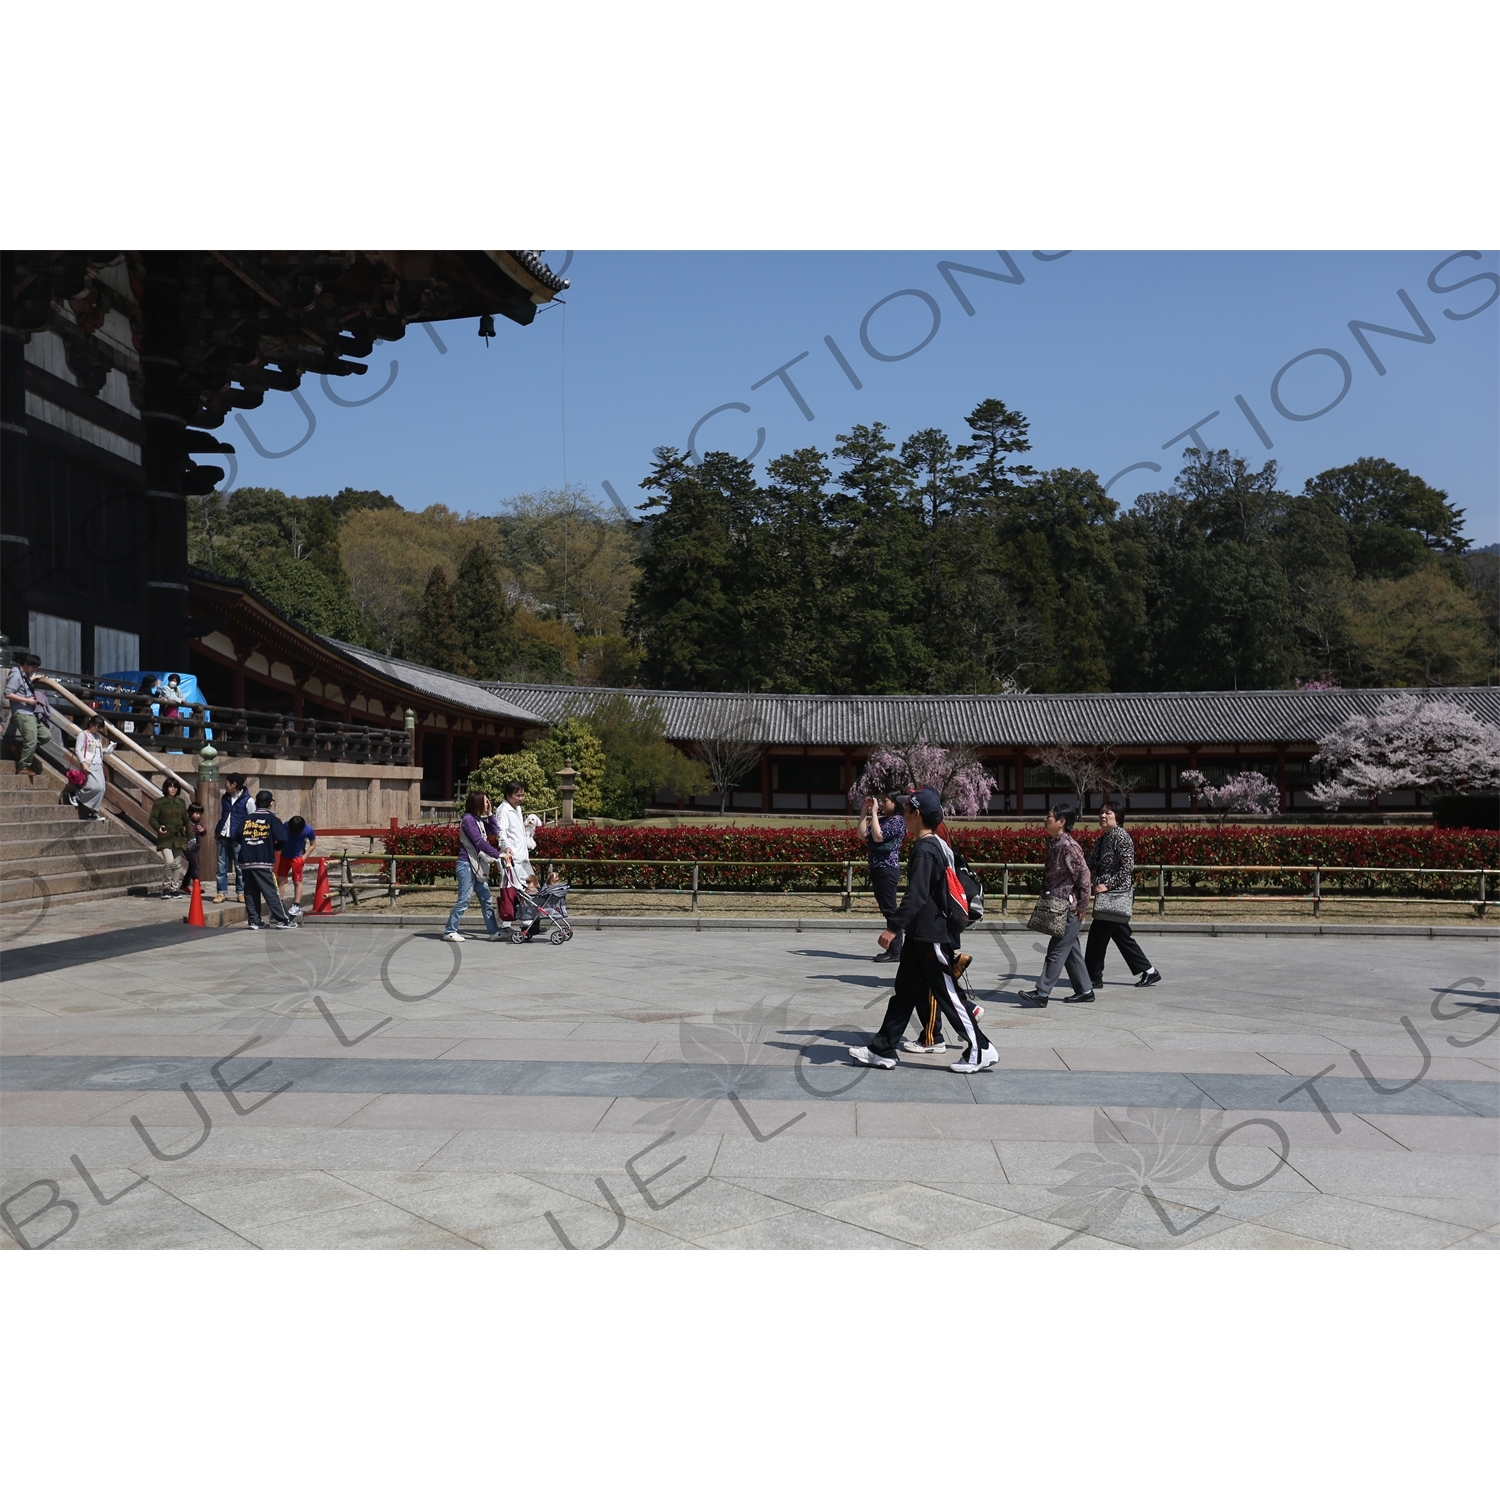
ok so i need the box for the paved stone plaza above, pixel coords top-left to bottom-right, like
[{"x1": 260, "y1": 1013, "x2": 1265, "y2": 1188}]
[{"x1": 1, "y1": 921, "x2": 1496, "y2": 1250}]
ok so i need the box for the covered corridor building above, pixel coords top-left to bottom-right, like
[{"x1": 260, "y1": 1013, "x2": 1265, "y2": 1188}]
[{"x1": 485, "y1": 684, "x2": 1500, "y2": 817}]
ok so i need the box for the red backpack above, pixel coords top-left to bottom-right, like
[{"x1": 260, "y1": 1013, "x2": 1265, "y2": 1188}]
[{"x1": 935, "y1": 840, "x2": 983, "y2": 928}]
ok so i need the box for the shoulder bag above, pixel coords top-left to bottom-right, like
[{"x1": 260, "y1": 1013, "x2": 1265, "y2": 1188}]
[
  {"x1": 1092, "y1": 886, "x2": 1133, "y2": 922},
  {"x1": 497, "y1": 860, "x2": 518, "y2": 922},
  {"x1": 1026, "y1": 893, "x2": 1072, "y2": 937}
]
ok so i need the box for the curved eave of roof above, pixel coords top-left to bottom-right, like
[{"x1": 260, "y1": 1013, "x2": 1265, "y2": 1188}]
[
  {"x1": 187, "y1": 567, "x2": 547, "y2": 725},
  {"x1": 478, "y1": 681, "x2": 1500, "y2": 747},
  {"x1": 324, "y1": 640, "x2": 549, "y2": 725}
]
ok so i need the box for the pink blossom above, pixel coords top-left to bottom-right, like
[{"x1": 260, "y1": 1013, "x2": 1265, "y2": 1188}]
[
  {"x1": 1310, "y1": 697, "x2": 1500, "y2": 809},
  {"x1": 1180, "y1": 769, "x2": 1280, "y2": 827},
  {"x1": 849, "y1": 741, "x2": 997, "y2": 819}
]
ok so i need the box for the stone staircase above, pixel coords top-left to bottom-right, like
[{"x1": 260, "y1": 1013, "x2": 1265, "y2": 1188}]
[{"x1": 0, "y1": 759, "x2": 165, "y2": 911}]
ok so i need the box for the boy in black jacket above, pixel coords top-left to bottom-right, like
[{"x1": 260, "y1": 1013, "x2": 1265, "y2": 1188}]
[
  {"x1": 849, "y1": 787, "x2": 997, "y2": 1074},
  {"x1": 238, "y1": 789, "x2": 295, "y2": 930}
]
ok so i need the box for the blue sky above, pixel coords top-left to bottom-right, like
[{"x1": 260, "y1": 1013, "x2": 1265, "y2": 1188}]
[{"x1": 219, "y1": 250, "x2": 1500, "y2": 545}]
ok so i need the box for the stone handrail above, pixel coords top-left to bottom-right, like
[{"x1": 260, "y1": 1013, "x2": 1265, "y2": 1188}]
[{"x1": 37, "y1": 675, "x2": 186, "y2": 787}]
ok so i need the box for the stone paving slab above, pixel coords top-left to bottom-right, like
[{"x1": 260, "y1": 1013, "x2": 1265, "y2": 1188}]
[
  {"x1": 3, "y1": 927, "x2": 1497, "y2": 1250},
  {"x1": 9, "y1": 1053, "x2": 1494, "y2": 1119}
]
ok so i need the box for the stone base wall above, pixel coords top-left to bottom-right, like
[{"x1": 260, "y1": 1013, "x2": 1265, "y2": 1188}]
[{"x1": 114, "y1": 752, "x2": 421, "y2": 827}]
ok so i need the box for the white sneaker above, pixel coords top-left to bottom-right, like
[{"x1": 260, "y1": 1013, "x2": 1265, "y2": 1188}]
[
  {"x1": 289, "y1": 903, "x2": 302, "y2": 917},
  {"x1": 442, "y1": 932, "x2": 466, "y2": 942},
  {"x1": 950, "y1": 1044, "x2": 999, "y2": 1074},
  {"x1": 848, "y1": 1045, "x2": 896, "y2": 1069},
  {"x1": 901, "y1": 1038, "x2": 947, "y2": 1053}
]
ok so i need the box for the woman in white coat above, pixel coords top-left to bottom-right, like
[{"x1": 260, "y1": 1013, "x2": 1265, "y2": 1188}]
[
  {"x1": 495, "y1": 779, "x2": 534, "y2": 888},
  {"x1": 69, "y1": 714, "x2": 109, "y2": 821}
]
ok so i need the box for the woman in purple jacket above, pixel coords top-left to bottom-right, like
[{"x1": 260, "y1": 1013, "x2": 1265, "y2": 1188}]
[
  {"x1": 1016, "y1": 803, "x2": 1096, "y2": 1007},
  {"x1": 443, "y1": 791, "x2": 506, "y2": 942}
]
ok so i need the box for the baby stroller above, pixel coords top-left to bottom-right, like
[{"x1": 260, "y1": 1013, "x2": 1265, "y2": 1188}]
[{"x1": 510, "y1": 880, "x2": 574, "y2": 945}]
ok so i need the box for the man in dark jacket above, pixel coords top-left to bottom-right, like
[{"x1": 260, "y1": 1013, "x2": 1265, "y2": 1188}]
[
  {"x1": 849, "y1": 786, "x2": 997, "y2": 1074},
  {"x1": 237, "y1": 789, "x2": 294, "y2": 930},
  {"x1": 214, "y1": 772, "x2": 251, "y2": 905}
]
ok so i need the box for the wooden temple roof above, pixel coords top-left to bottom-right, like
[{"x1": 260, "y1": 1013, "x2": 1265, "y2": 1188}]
[
  {"x1": 189, "y1": 568, "x2": 547, "y2": 729},
  {"x1": 6, "y1": 251, "x2": 569, "y2": 495}
]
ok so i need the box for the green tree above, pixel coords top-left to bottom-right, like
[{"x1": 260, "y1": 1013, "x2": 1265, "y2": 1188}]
[
  {"x1": 189, "y1": 485, "x2": 378, "y2": 645},
  {"x1": 1343, "y1": 566, "x2": 1492, "y2": 685},
  {"x1": 956, "y1": 396, "x2": 1035, "y2": 499},
  {"x1": 1124, "y1": 451, "x2": 1297, "y2": 689},
  {"x1": 493, "y1": 486, "x2": 639, "y2": 640},
  {"x1": 1463, "y1": 549, "x2": 1499, "y2": 683},
  {"x1": 328, "y1": 487, "x2": 400, "y2": 518},
  {"x1": 532, "y1": 716, "x2": 607, "y2": 817},
  {"x1": 240, "y1": 551, "x2": 368, "y2": 640},
  {"x1": 629, "y1": 449, "x2": 754, "y2": 690},
  {"x1": 1303, "y1": 458, "x2": 1469, "y2": 579},
  {"x1": 990, "y1": 467, "x2": 1123, "y2": 692},
  {"x1": 408, "y1": 566, "x2": 472, "y2": 676},
  {"x1": 585, "y1": 696, "x2": 708, "y2": 819},
  {"x1": 454, "y1": 544, "x2": 517, "y2": 679},
  {"x1": 742, "y1": 447, "x2": 846, "y2": 692},
  {"x1": 826, "y1": 423, "x2": 930, "y2": 691},
  {"x1": 577, "y1": 634, "x2": 642, "y2": 687},
  {"x1": 514, "y1": 639, "x2": 572, "y2": 682},
  {"x1": 468, "y1": 750, "x2": 557, "y2": 814}
]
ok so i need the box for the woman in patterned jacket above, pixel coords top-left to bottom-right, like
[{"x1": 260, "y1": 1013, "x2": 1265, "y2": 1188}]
[
  {"x1": 1084, "y1": 803, "x2": 1162, "y2": 989},
  {"x1": 1016, "y1": 804, "x2": 1096, "y2": 1007}
]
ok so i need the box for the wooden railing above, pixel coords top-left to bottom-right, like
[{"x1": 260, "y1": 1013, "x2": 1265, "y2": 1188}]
[
  {"x1": 329, "y1": 854, "x2": 1497, "y2": 918},
  {"x1": 40, "y1": 675, "x2": 412, "y2": 765}
]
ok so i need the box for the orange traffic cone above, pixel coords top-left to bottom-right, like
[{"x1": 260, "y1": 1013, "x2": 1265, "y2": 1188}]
[
  {"x1": 185, "y1": 879, "x2": 206, "y2": 927},
  {"x1": 311, "y1": 857, "x2": 334, "y2": 915}
]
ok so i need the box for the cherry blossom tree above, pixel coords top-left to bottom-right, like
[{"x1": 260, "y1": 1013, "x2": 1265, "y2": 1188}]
[
  {"x1": 1034, "y1": 743, "x2": 1145, "y2": 804},
  {"x1": 1180, "y1": 768, "x2": 1281, "y2": 827},
  {"x1": 691, "y1": 701, "x2": 764, "y2": 814},
  {"x1": 1309, "y1": 697, "x2": 1500, "y2": 809},
  {"x1": 848, "y1": 738, "x2": 997, "y2": 818}
]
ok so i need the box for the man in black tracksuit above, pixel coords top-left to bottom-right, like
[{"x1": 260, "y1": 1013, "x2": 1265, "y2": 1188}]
[{"x1": 849, "y1": 786, "x2": 996, "y2": 1074}]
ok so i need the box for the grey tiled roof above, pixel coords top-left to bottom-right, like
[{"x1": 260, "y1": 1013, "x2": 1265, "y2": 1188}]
[
  {"x1": 322, "y1": 642, "x2": 550, "y2": 724},
  {"x1": 480, "y1": 683, "x2": 1500, "y2": 748},
  {"x1": 507, "y1": 251, "x2": 569, "y2": 293}
]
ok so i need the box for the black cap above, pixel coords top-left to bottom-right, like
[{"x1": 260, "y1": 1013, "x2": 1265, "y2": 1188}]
[{"x1": 908, "y1": 786, "x2": 943, "y2": 819}]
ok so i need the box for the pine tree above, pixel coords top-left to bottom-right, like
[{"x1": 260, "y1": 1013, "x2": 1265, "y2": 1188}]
[
  {"x1": 630, "y1": 448, "x2": 749, "y2": 690},
  {"x1": 409, "y1": 566, "x2": 472, "y2": 675},
  {"x1": 454, "y1": 544, "x2": 517, "y2": 679}
]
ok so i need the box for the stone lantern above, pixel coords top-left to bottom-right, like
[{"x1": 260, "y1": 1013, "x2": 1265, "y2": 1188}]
[{"x1": 557, "y1": 762, "x2": 576, "y2": 825}]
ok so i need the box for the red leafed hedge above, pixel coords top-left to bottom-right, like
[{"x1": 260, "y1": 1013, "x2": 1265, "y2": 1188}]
[{"x1": 385, "y1": 822, "x2": 1499, "y2": 896}]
